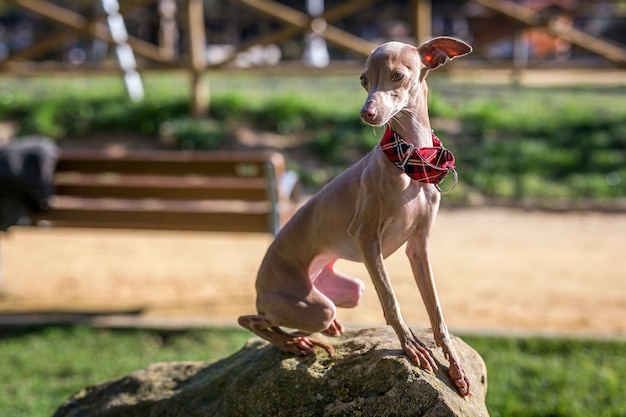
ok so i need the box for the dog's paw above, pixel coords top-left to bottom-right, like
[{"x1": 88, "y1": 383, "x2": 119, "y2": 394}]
[
  {"x1": 402, "y1": 335, "x2": 438, "y2": 372},
  {"x1": 322, "y1": 319, "x2": 344, "y2": 337},
  {"x1": 448, "y1": 360, "x2": 471, "y2": 397},
  {"x1": 283, "y1": 336, "x2": 335, "y2": 357}
]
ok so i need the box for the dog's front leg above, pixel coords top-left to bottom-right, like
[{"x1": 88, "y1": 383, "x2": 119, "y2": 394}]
[
  {"x1": 349, "y1": 221, "x2": 437, "y2": 372},
  {"x1": 406, "y1": 235, "x2": 471, "y2": 397}
]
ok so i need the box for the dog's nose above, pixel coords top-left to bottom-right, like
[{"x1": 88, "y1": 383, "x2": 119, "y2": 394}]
[{"x1": 360, "y1": 106, "x2": 377, "y2": 123}]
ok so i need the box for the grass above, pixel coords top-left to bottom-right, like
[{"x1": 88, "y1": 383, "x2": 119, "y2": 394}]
[
  {"x1": 0, "y1": 72, "x2": 365, "y2": 115},
  {"x1": 0, "y1": 326, "x2": 251, "y2": 417},
  {"x1": 1, "y1": 72, "x2": 625, "y2": 201},
  {"x1": 468, "y1": 335, "x2": 626, "y2": 417},
  {"x1": 0, "y1": 326, "x2": 624, "y2": 417}
]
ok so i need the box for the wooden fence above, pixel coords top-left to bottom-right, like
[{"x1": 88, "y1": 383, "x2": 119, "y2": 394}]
[{"x1": 1, "y1": 0, "x2": 625, "y2": 114}]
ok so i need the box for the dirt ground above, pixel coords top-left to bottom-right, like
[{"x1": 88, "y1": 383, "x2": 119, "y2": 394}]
[{"x1": 1, "y1": 208, "x2": 624, "y2": 337}]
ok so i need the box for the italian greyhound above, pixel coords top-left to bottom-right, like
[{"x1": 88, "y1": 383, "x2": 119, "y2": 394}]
[{"x1": 239, "y1": 36, "x2": 473, "y2": 396}]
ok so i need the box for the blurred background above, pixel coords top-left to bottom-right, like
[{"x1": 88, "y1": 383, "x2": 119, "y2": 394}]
[
  {"x1": 0, "y1": 0, "x2": 624, "y2": 197},
  {"x1": 0, "y1": 1, "x2": 624, "y2": 416}
]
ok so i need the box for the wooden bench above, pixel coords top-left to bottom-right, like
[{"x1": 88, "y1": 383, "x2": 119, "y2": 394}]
[{"x1": 30, "y1": 149, "x2": 298, "y2": 235}]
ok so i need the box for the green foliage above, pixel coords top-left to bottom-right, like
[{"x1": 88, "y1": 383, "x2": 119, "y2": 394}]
[
  {"x1": 427, "y1": 91, "x2": 457, "y2": 119},
  {"x1": 210, "y1": 92, "x2": 250, "y2": 122},
  {"x1": 464, "y1": 335, "x2": 626, "y2": 417},
  {"x1": 254, "y1": 94, "x2": 310, "y2": 132},
  {"x1": 0, "y1": 326, "x2": 250, "y2": 417},
  {"x1": 160, "y1": 117, "x2": 225, "y2": 150},
  {"x1": 0, "y1": 327, "x2": 624, "y2": 417},
  {"x1": 456, "y1": 100, "x2": 626, "y2": 201},
  {"x1": 308, "y1": 118, "x2": 378, "y2": 163},
  {"x1": 1, "y1": 74, "x2": 625, "y2": 202},
  {"x1": 15, "y1": 97, "x2": 190, "y2": 139}
]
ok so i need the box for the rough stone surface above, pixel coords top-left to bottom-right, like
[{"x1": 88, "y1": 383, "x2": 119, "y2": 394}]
[{"x1": 53, "y1": 327, "x2": 489, "y2": 417}]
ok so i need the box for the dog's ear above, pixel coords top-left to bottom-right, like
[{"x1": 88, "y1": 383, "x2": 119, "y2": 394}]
[{"x1": 417, "y1": 37, "x2": 472, "y2": 70}]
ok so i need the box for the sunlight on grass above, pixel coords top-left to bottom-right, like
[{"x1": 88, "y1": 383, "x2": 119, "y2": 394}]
[
  {"x1": 1, "y1": 327, "x2": 625, "y2": 417},
  {"x1": 0, "y1": 326, "x2": 251, "y2": 417},
  {"x1": 0, "y1": 72, "x2": 365, "y2": 113},
  {"x1": 0, "y1": 72, "x2": 624, "y2": 198},
  {"x1": 2, "y1": 72, "x2": 624, "y2": 130},
  {"x1": 467, "y1": 335, "x2": 626, "y2": 417}
]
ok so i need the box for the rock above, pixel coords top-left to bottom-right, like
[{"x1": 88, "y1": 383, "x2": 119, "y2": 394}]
[{"x1": 53, "y1": 327, "x2": 489, "y2": 417}]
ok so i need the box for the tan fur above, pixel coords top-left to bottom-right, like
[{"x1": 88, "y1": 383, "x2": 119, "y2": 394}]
[{"x1": 239, "y1": 37, "x2": 472, "y2": 396}]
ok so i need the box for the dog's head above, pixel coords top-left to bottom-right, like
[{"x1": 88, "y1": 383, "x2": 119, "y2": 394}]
[{"x1": 359, "y1": 37, "x2": 472, "y2": 127}]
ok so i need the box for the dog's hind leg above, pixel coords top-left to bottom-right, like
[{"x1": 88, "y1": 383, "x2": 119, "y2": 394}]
[
  {"x1": 314, "y1": 260, "x2": 365, "y2": 308},
  {"x1": 238, "y1": 313, "x2": 335, "y2": 356},
  {"x1": 312, "y1": 259, "x2": 365, "y2": 336}
]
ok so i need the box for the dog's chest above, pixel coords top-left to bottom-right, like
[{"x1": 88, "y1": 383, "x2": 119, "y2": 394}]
[
  {"x1": 380, "y1": 185, "x2": 435, "y2": 256},
  {"x1": 382, "y1": 213, "x2": 420, "y2": 251}
]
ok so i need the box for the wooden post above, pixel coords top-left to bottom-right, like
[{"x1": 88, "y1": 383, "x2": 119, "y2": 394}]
[
  {"x1": 414, "y1": 0, "x2": 431, "y2": 43},
  {"x1": 213, "y1": 0, "x2": 378, "y2": 68},
  {"x1": 185, "y1": 0, "x2": 208, "y2": 116},
  {"x1": 159, "y1": 0, "x2": 178, "y2": 61},
  {"x1": 233, "y1": 0, "x2": 377, "y2": 57}
]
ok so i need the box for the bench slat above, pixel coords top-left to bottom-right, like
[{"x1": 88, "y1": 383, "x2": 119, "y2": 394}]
[
  {"x1": 4, "y1": 149, "x2": 297, "y2": 235},
  {"x1": 56, "y1": 150, "x2": 285, "y2": 178},
  {"x1": 33, "y1": 212, "x2": 269, "y2": 233},
  {"x1": 54, "y1": 175, "x2": 268, "y2": 201},
  {"x1": 33, "y1": 198, "x2": 271, "y2": 233}
]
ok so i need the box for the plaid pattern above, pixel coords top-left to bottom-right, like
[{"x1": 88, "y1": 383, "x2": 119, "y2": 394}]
[{"x1": 379, "y1": 126, "x2": 455, "y2": 185}]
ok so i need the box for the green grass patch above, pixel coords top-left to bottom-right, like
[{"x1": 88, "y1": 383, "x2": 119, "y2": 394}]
[
  {"x1": 466, "y1": 335, "x2": 626, "y2": 417},
  {"x1": 0, "y1": 326, "x2": 250, "y2": 417},
  {"x1": 0, "y1": 326, "x2": 624, "y2": 417},
  {"x1": 0, "y1": 73, "x2": 625, "y2": 201}
]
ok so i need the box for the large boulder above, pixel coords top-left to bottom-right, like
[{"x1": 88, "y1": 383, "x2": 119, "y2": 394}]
[{"x1": 54, "y1": 327, "x2": 489, "y2": 417}]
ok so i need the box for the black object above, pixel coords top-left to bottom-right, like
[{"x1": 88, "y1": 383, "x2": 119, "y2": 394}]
[{"x1": 0, "y1": 137, "x2": 59, "y2": 230}]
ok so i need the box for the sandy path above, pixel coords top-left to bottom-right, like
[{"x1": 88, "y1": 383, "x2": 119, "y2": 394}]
[{"x1": 1, "y1": 208, "x2": 624, "y2": 336}]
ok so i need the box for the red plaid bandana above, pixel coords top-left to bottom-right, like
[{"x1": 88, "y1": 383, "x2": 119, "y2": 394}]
[{"x1": 379, "y1": 126, "x2": 456, "y2": 187}]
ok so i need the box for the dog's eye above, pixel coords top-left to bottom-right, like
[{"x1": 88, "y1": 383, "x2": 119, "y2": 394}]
[
  {"x1": 391, "y1": 71, "x2": 404, "y2": 81},
  {"x1": 391, "y1": 72, "x2": 404, "y2": 82},
  {"x1": 360, "y1": 76, "x2": 368, "y2": 87}
]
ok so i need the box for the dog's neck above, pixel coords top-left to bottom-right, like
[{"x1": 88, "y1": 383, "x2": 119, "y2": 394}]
[
  {"x1": 387, "y1": 83, "x2": 433, "y2": 148},
  {"x1": 388, "y1": 118, "x2": 432, "y2": 148}
]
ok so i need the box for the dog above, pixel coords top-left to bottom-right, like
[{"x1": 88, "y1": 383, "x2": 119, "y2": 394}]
[{"x1": 239, "y1": 36, "x2": 472, "y2": 396}]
